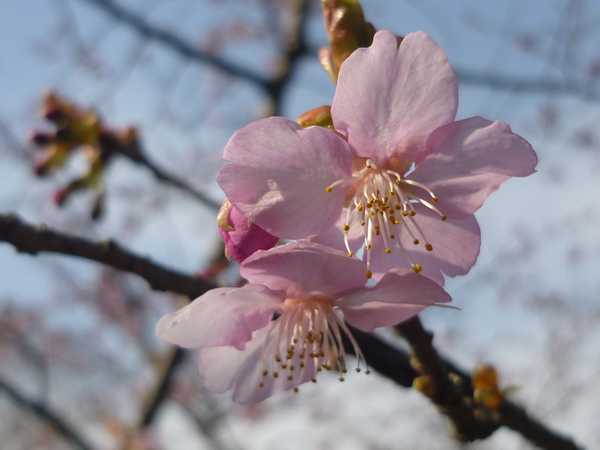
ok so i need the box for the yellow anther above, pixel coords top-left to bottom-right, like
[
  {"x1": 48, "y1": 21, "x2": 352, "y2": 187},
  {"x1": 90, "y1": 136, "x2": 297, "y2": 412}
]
[
  {"x1": 411, "y1": 263, "x2": 422, "y2": 274},
  {"x1": 347, "y1": 251, "x2": 353, "y2": 257},
  {"x1": 343, "y1": 224, "x2": 350, "y2": 232},
  {"x1": 366, "y1": 270, "x2": 373, "y2": 279},
  {"x1": 325, "y1": 186, "x2": 333, "y2": 193},
  {"x1": 425, "y1": 243, "x2": 433, "y2": 252},
  {"x1": 384, "y1": 247, "x2": 392, "y2": 254}
]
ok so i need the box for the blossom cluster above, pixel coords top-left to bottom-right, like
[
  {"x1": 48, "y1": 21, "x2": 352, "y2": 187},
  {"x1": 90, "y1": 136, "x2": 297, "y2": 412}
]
[{"x1": 157, "y1": 29, "x2": 537, "y2": 403}]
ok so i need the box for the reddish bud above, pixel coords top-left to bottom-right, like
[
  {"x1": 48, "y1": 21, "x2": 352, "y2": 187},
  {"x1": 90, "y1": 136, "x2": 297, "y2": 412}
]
[
  {"x1": 29, "y1": 130, "x2": 54, "y2": 146},
  {"x1": 217, "y1": 200, "x2": 278, "y2": 263},
  {"x1": 53, "y1": 188, "x2": 69, "y2": 206}
]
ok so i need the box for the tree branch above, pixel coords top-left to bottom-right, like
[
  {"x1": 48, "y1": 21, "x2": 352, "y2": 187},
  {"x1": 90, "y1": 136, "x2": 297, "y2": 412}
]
[
  {"x1": 397, "y1": 317, "x2": 584, "y2": 450},
  {"x1": 76, "y1": 0, "x2": 269, "y2": 90},
  {"x1": 99, "y1": 130, "x2": 221, "y2": 210},
  {"x1": 0, "y1": 376, "x2": 94, "y2": 450},
  {"x1": 0, "y1": 213, "x2": 584, "y2": 449},
  {"x1": 0, "y1": 214, "x2": 212, "y2": 299},
  {"x1": 74, "y1": 0, "x2": 600, "y2": 102}
]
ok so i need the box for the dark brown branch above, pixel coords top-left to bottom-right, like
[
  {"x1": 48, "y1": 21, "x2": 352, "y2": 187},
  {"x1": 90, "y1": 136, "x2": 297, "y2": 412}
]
[
  {"x1": 0, "y1": 214, "x2": 214, "y2": 299},
  {"x1": 0, "y1": 215, "x2": 583, "y2": 449},
  {"x1": 0, "y1": 376, "x2": 94, "y2": 450},
  {"x1": 397, "y1": 317, "x2": 584, "y2": 450}
]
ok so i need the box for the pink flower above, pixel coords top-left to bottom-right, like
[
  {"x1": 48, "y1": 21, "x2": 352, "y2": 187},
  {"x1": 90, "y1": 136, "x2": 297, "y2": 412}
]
[
  {"x1": 217, "y1": 199, "x2": 278, "y2": 263},
  {"x1": 156, "y1": 241, "x2": 450, "y2": 403},
  {"x1": 218, "y1": 31, "x2": 538, "y2": 284}
]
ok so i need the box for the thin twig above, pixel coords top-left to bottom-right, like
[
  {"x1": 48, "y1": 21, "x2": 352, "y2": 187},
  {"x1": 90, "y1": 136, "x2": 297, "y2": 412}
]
[
  {"x1": 99, "y1": 130, "x2": 221, "y2": 211},
  {"x1": 75, "y1": 0, "x2": 600, "y2": 102},
  {"x1": 0, "y1": 376, "x2": 94, "y2": 450},
  {"x1": 76, "y1": 0, "x2": 269, "y2": 90}
]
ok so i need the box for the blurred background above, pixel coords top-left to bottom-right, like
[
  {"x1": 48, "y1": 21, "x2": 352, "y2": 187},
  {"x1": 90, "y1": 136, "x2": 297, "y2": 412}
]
[{"x1": 0, "y1": 0, "x2": 599, "y2": 449}]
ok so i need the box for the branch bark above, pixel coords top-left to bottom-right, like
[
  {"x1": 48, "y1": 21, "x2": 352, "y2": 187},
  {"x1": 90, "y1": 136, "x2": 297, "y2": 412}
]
[
  {"x1": 0, "y1": 213, "x2": 584, "y2": 449},
  {"x1": 0, "y1": 214, "x2": 213, "y2": 299},
  {"x1": 0, "y1": 376, "x2": 94, "y2": 450},
  {"x1": 397, "y1": 317, "x2": 584, "y2": 450}
]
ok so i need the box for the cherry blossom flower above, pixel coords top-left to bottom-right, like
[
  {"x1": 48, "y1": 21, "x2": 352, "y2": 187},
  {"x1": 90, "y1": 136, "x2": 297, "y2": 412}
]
[
  {"x1": 218, "y1": 30, "x2": 538, "y2": 283},
  {"x1": 217, "y1": 199, "x2": 278, "y2": 263},
  {"x1": 156, "y1": 241, "x2": 450, "y2": 403}
]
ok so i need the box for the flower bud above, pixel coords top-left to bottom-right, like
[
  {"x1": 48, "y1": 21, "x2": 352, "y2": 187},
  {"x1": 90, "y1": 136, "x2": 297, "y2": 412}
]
[
  {"x1": 320, "y1": 0, "x2": 376, "y2": 81},
  {"x1": 217, "y1": 200, "x2": 278, "y2": 263},
  {"x1": 297, "y1": 105, "x2": 333, "y2": 128},
  {"x1": 473, "y1": 363, "x2": 503, "y2": 410}
]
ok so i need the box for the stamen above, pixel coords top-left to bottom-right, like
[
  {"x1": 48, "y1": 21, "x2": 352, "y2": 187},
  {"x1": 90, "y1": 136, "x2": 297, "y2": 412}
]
[
  {"x1": 329, "y1": 160, "x2": 446, "y2": 280},
  {"x1": 324, "y1": 179, "x2": 345, "y2": 193},
  {"x1": 400, "y1": 178, "x2": 439, "y2": 201}
]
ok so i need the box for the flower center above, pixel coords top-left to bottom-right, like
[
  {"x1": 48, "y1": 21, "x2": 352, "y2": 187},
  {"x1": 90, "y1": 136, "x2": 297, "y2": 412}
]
[
  {"x1": 325, "y1": 159, "x2": 447, "y2": 276},
  {"x1": 257, "y1": 296, "x2": 368, "y2": 393}
]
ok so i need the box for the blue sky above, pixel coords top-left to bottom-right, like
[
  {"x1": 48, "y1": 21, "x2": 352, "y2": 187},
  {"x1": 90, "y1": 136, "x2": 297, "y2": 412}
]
[{"x1": 0, "y1": 1, "x2": 599, "y2": 447}]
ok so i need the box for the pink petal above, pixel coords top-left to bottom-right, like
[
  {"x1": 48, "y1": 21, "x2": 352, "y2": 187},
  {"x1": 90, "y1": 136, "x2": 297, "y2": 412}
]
[
  {"x1": 331, "y1": 30, "x2": 458, "y2": 166},
  {"x1": 337, "y1": 269, "x2": 451, "y2": 331},
  {"x1": 156, "y1": 285, "x2": 282, "y2": 351},
  {"x1": 198, "y1": 321, "x2": 317, "y2": 404},
  {"x1": 370, "y1": 208, "x2": 481, "y2": 284},
  {"x1": 412, "y1": 117, "x2": 538, "y2": 217},
  {"x1": 241, "y1": 241, "x2": 367, "y2": 298},
  {"x1": 218, "y1": 117, "x2": 353, "y2": 239}
]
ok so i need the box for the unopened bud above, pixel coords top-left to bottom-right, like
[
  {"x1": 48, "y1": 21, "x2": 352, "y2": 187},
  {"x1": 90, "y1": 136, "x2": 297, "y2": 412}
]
[
  {"x1": 297, "y1": 105, "x2": 333, "y2": 128},
  {"x1": 413, "y1": 375, "x2": 435, "y2": 397},
  {"x1": 473, "y1": 363, "x2": 503, "y2": 410},
  {"x1": 29, "y1": 130, "x2": 54, "y2": 146},
  {"x1": 217, "y1": 200, "x2": 278, "y2": 263},
  {"x1": 320, "y1": 0, "x2": 376, "y2": 81}
]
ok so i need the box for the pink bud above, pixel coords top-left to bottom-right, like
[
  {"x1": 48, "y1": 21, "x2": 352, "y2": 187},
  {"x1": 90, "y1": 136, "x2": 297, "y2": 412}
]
[{"x1": 217, "y1": 200, "x2": 278, "y2": 263}]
